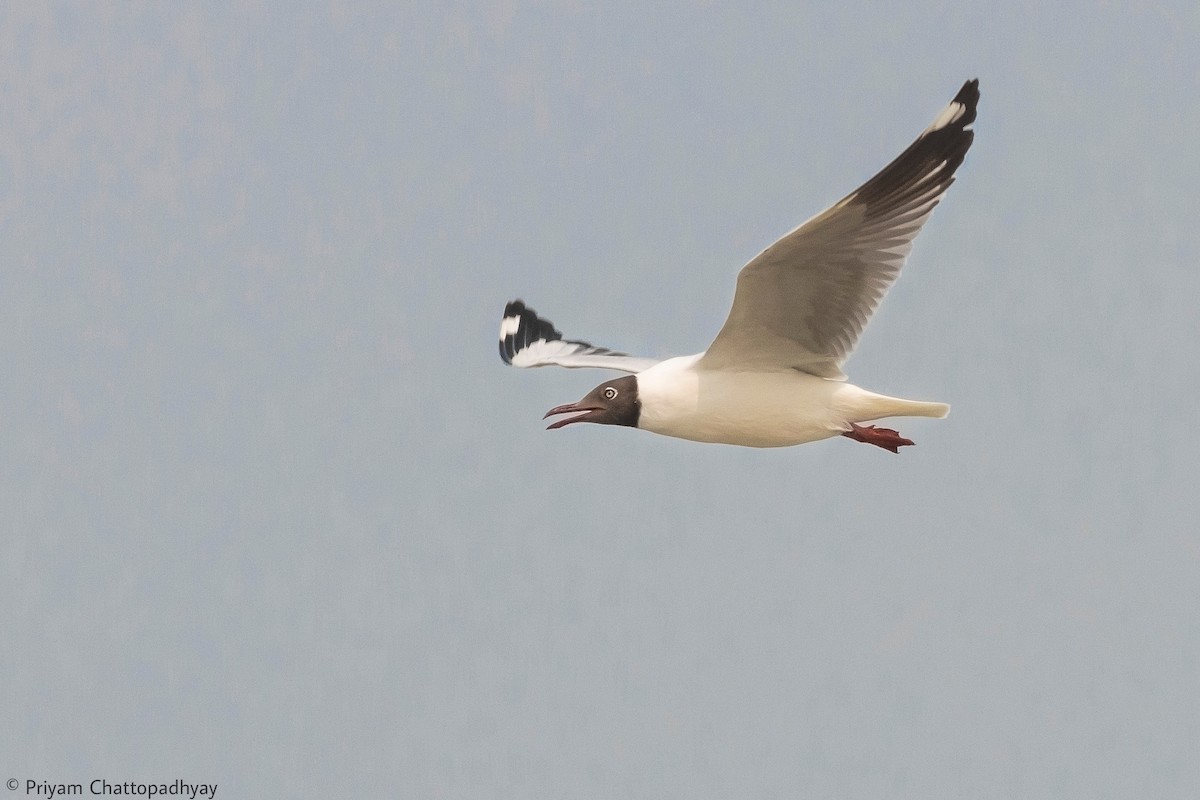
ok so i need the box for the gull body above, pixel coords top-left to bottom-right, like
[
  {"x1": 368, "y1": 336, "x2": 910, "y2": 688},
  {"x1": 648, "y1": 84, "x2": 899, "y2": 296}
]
[
  {"x1": 635, "y1": 355, "x2": 948, "y2": 448},
  {"x1": 499, "y1": 80, "x2": 978, "y2": 453}
]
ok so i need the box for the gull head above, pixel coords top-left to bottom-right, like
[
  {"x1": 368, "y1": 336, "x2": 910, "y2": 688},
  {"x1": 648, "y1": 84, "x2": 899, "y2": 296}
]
[{"x1": 544, "y1": 375, "x2": 640, "y2": 430}]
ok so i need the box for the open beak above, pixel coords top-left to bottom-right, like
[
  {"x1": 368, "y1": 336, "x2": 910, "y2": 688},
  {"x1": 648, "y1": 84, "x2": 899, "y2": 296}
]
[{"x1": 543, "y1": 402, "x2": 604, "y2": 429}]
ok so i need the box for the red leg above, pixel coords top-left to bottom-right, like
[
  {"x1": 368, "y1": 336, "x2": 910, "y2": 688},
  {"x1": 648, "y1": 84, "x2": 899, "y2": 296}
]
[{"x1": 841, "y1": 422, "x2": 915, "y2": 454}]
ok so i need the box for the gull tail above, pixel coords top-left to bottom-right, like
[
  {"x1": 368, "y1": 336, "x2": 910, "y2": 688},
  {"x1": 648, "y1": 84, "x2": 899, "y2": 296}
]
[
  {"x1": 847, "y1": 389, "x2": 951, "y2": 422},
  {"x1": 909, "y1": 401, "x2": 950, "y2": 419}
]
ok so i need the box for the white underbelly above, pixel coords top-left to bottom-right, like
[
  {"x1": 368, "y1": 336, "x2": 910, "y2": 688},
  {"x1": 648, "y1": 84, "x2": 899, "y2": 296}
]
[
  {"x1": 635, "y1": 365, "x2": 847, "y2": 447},
  {"x1": 634, "y1": 358, "x2": 944, "y2": 448}
]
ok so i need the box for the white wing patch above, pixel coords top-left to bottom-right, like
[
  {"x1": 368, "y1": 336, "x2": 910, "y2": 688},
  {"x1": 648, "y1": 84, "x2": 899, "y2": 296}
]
[
  {"x1": 498, "y1": 314, "x2": 521, "y2": 340},
  {"x1": 510, "y1": 339, "x2": 659, "y2": 371},
  {"x1": 925, "y1": 101, "x2": 967, "y2": 133}
]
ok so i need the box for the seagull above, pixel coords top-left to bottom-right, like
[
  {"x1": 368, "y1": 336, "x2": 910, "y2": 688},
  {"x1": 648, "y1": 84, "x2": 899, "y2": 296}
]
[{"x1": 499, "y1": 80, "x2": 978, "y2": 453}]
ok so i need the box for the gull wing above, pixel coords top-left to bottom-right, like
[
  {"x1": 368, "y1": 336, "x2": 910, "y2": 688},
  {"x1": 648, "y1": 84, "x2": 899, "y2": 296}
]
[
  {"x1": 699, "y1": 79, "x2": 979, "y2": 379},
  {"x1": 498, "y1": 300, "x2": 661, "y2": 373}
]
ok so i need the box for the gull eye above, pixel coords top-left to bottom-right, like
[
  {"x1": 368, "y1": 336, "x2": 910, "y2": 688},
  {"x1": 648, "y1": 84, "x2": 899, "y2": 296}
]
[{"x1": 603, "y1": 386, "x2": 618, "y2": 400}]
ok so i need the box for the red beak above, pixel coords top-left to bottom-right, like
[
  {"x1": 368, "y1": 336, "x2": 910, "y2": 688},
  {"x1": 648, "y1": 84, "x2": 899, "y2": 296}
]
[{"x1": 543, "y1": 402, "x2": 604, "y2": 429}]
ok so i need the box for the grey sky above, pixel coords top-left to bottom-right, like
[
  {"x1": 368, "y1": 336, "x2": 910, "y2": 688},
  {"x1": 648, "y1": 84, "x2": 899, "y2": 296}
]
[{"x1": 3, "y1": 2, "x2": 1198, "y2": 798}]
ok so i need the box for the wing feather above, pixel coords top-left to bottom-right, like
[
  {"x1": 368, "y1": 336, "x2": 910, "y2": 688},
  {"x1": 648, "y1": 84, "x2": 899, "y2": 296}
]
[
  {"x1": 699, "y1": 80, "x2": 979, "y2": 378},
  {"x1": 498, "y1": 300, "x2": 660, "y2": 373}
]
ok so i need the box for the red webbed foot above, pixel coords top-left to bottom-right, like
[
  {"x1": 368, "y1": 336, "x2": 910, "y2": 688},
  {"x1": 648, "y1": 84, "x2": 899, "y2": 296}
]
[{"x1": 841, "y1": 422, "x2": 915, "y2": 454}]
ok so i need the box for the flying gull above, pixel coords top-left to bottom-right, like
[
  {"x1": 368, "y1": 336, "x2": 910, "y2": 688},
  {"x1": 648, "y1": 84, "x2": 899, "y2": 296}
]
[{"x1": 499, "y1": 80, "x2": 979, "y2": 453}]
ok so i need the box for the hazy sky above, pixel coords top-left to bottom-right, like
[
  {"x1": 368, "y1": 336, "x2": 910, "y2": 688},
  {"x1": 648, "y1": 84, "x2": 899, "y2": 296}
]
[{"x1": 3, "y1": 3, "x2": 1199, "y2": 798}]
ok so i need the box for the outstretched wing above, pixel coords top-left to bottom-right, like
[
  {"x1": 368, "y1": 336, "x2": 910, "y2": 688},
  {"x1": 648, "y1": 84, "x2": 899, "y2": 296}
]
[
  {"x1": 699, "y1": 79, "x2": 979, "y2": 379},
  {"x1": 498, "y1": 300, "x2": 661, "y2": 373}
]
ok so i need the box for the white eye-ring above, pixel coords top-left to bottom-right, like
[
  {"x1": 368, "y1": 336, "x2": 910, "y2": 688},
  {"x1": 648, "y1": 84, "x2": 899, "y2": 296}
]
[{"x1": 603, "y1": 387, "x2": 618, "y2": 400}]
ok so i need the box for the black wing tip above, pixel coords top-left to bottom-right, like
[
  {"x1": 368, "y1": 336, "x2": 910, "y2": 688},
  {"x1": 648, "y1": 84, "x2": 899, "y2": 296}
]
[
  {"x1": 950, "y1": 78, "x2": 981, "y2": 129},
  {"x1": 845, "y1": 80, "x2": 980, "y2": 216},
  {"x1": 502, "y1": 299, "x2": 529, "y2": 318},
  {"x1": 927, "y1": 78, "x2": 979, "y2": 161},
  {"x1": 955, "y1": 78, "x2": 980, "y2": 104},
  {"x1": 499, "y1": 298, "x2": 563, "y2": 365},
  {"x1": 927, "y1": 79, "x2": 980, "y2": 136}
]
